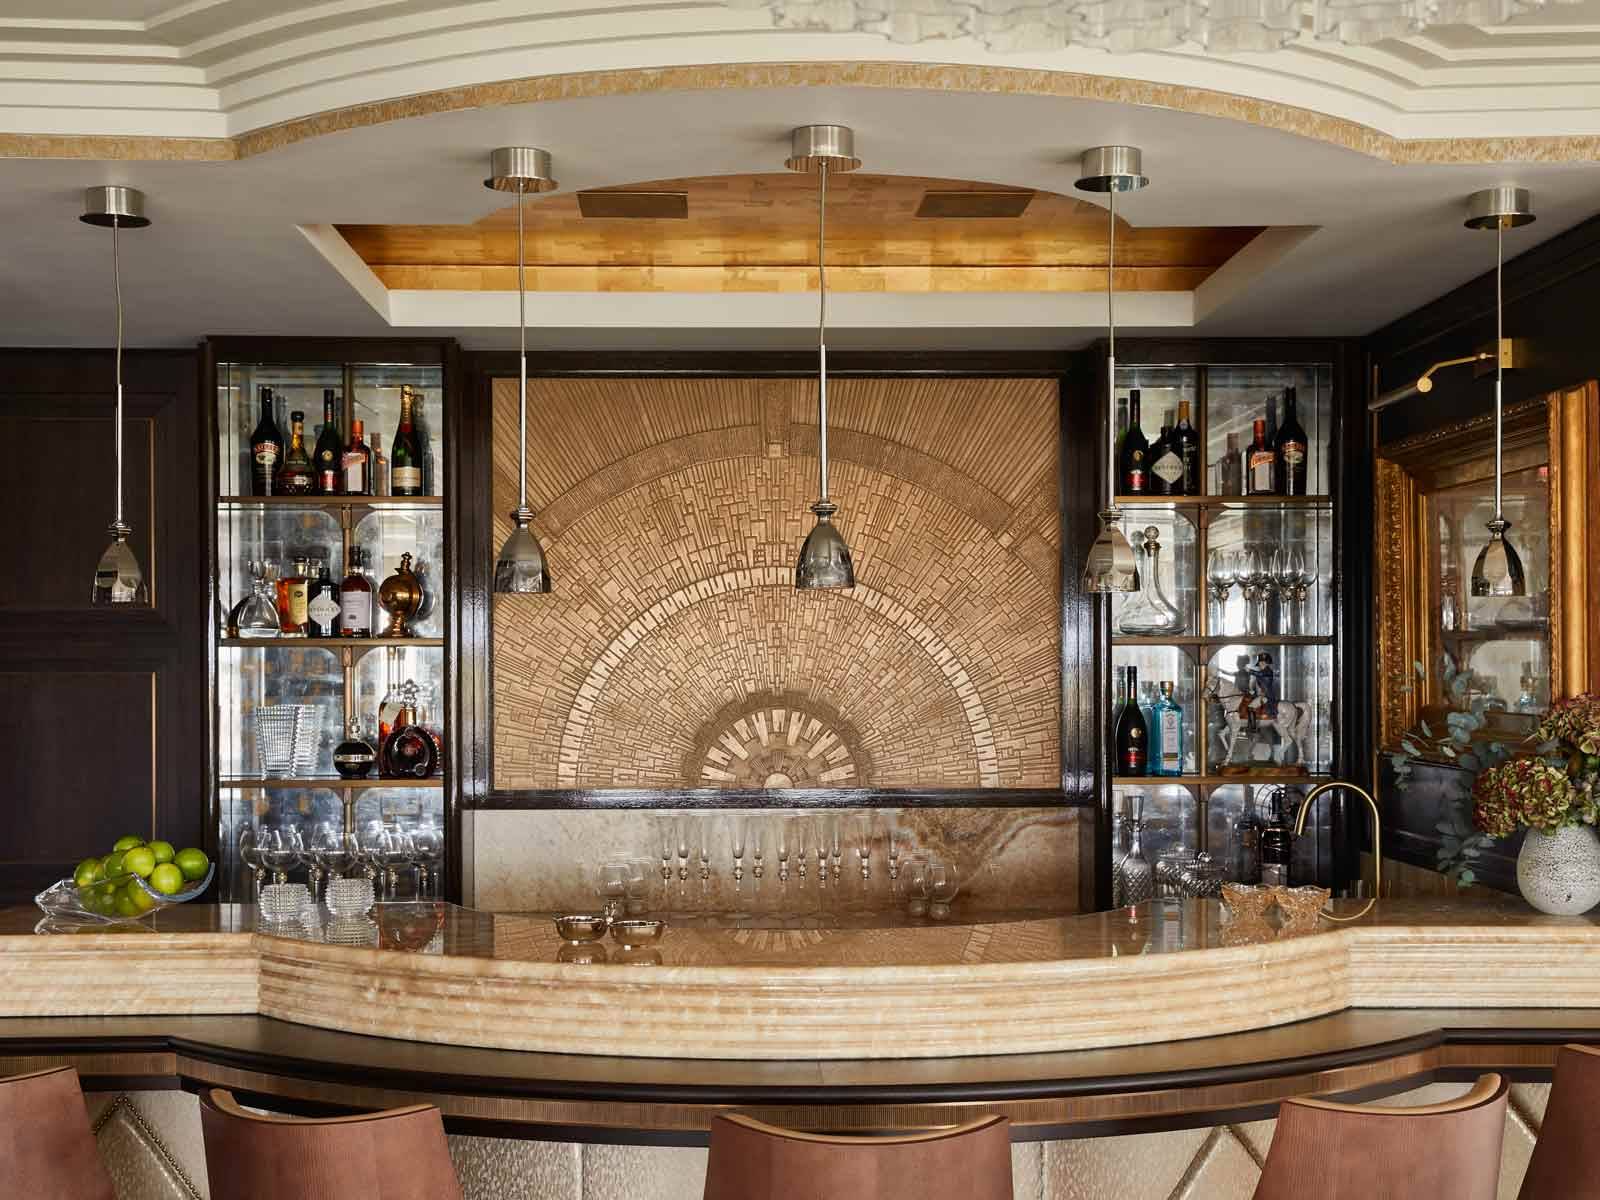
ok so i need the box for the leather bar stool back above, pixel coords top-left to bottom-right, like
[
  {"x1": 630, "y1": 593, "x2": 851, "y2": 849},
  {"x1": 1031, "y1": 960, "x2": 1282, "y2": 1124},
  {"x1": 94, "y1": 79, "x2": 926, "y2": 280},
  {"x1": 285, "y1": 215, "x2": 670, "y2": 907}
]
[
  {"x1": 0, "y1": 1065, "x2": 115, "y2": 1199},
  {"x1": 1254, "y1": 1073, "x2": 1508, "y2": 1200},
  {"x1": 199, "y1": 1088, "x2": 462, "y2": 1200},
  {"x1": 1517, "y1": 1044, "x2": 1600, "y2": 1199},
  {"x1": 703, "y1": 1113, "x2": 1012, "y2": 1200}
]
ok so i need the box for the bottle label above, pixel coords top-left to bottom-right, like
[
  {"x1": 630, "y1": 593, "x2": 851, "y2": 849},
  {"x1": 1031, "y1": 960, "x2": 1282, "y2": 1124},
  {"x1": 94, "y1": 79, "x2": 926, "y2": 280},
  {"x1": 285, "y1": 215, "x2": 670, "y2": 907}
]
[
  {"x1": 1249, "y1": 451, "x2": 1275, "y2": 491},
  {"x1": 318, "y1": 469, "x2": 338, "y2": 492},
  {"x1": 342, "y1": 453, "x2": 365, "y2": 493},
  {"x1": 1151, "y1": 452, "x2": 1183, "y2": 486},
  {"x1": 392, "y1": 466, "x2": 423, "y2": 490},
  {"x1": 1126, "y1": 468, "x2": 1146, "y2": 493},
  {"x1": 308, "y1": 591, "x2": 340, "y2": 631},
  {"x1": 285, "y1": 582, "x2": 309, "y2": 625},
  {"x1": 253, "y1": 443, "x2": 279, "y2": 467},
  {"x1": 1159, "y1": 710, "x2": 1182, "y2": 771},
  {"x1": 1281, "y1": 441, "x2": 1306, "y2": 466},
  {"x1": 340, "y1": 591, "x2": 371, "y2": 633}
]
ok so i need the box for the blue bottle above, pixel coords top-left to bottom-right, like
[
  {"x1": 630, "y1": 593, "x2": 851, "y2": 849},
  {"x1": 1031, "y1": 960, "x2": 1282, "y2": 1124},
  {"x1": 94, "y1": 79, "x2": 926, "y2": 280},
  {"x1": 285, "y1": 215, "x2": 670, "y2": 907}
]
[{"x1": 1153, "y1": 681, "x2": 1184, "y2": 777}]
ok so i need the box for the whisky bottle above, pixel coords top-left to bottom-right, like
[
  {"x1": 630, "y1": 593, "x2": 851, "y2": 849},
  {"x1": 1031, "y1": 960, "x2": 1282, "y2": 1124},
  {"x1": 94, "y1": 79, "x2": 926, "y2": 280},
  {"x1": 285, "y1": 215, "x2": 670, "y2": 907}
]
[
  {"x1": 390, "y1": 389, "x2": 424, "y2": 497},
  {"x1": 248, "y1": 387, "x2": 283, "y2": 496},
  {"x1": 313, "y1": 390, "x2": 343, "y2": 495},
  {"x1": 277, "y1": 556, "x2": 310, "y2": 636},
  {"x1": 1245, "y1": 418, "x2": 1276, "y2": 496},
  {"x1": 341, "y1": 419, "x2": 373, "y2": 496},
  {"x1": 305, "y1": 559, "x2": 341, "y2": 637},
  {"x1": 274, "y1": 411, "x2": 316, "y2": 495},
  {"x1": 338, "y1": 547, "x2": 374, "y2": 637}
]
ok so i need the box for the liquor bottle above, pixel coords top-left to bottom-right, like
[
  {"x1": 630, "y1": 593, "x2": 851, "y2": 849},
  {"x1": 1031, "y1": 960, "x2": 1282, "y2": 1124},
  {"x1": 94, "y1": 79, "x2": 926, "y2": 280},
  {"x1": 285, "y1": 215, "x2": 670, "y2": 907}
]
[
  {"x1": 1245, "y1": 417, "x2": 1276, "y2": 496},
  {"x1": 378, "y1": 679, "x2": 420, "y2": 775},
  {"x1": 383, "y1": 723, "x2": 439, "y2": 779},
  {"x1": 277, "y1": 556, "x2": 310, "y2": 636},
  {"x1": 1153, "y1": 681, "x2": 1183, "y2": 777},
  {"x1": 342, "y1": 419, "x2": 373, "y2": 496},
  {"x1": 1274, "y1": 386, "x2": 1309, "y2": 496},
  {"x1": 1259, "y1": 788, "x2": 1294, "y2": 886},
  {"x1": 373, "y1": 445, "x2": 390, "y2": 497},
  {"x1": 1114, "y1": 665, "x2": 1149, "y2": 776},
  {"x1": 1230, "y1": 787, "x2": 1264, "y2": 885},
  {"x1": 333, "y1": 719, "x2": 377, "y2": 779},
  {"x1": 305, "y1": 559, "x2": 341, "y2": 637},
  {"x1": 338, "y1": 547, "x2": 375, "y2": 637},
  {"x1": 391, "y1": 388, "x2": 424, "y2": 496},
  {"x1": 1117, "y1": 390, "x2": 1149, "y2": 496},
  {"x1": 313, "y1": 390, "x2": 343, "y2": 495},
  {"x1": 1148, "y1": 413, "x2": 1182, "y2": 497},
  {"x1": 274, "y1": 411, "x2": 316, "y2": 495},
  {"x1": 1216, "y1": 433, "x2": 1243, "y2": 496},
  {"x1": 1174, "y1": 400, "x2": 1200, "y2": 496},
  {"x1": 248, "y1": 387, "x2": 283, "y2": 496},
  {"x1": 408, "y1": 386, "x2": 436, "y2": 496}
]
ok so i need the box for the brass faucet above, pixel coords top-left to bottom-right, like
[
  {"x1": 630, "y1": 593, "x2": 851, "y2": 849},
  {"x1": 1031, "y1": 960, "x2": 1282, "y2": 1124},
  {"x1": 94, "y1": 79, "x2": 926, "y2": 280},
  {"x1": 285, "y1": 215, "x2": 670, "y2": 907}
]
[{"x1": 1293, "y1": 780, "x2": 1382, "y2": 921}]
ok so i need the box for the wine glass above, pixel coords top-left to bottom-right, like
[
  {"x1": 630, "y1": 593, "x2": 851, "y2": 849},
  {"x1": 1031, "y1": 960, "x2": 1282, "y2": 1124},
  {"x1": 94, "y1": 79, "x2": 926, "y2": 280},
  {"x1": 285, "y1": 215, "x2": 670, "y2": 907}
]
[
  {"x1": 927, "y1": 860, "x2": 962, "y2": 920},
  {"x1": 257, "y1": 823, "x2": 303, "y2": 886},
  {"x1": 305, "y1": 820, "x2": 351, "y2": 900},
  {"x1": 731, "y1": 819, "x2": 747, "y2": 885},
  {"x1": 412, "y1": 819, "x2": 445, "y2": 899},
  {"x1": 357, "y1": 820, "x2": 395, "y2": 898},
  {"x1": 1205, "y1": 548, "x2": 1238, "y2": 635},
  {"x1": 1273, "y1": 548, "x2": 1306, "y2": 635},
  {"x1": 1295, "y1": 554, "x2": 1320, "y2": 637},
  {"x1": 238, "y1": 825, "x2": 265, "y2": 901},
  {"x1": 1238, "y1": 548, "x2": 1269, "y2": 636}
]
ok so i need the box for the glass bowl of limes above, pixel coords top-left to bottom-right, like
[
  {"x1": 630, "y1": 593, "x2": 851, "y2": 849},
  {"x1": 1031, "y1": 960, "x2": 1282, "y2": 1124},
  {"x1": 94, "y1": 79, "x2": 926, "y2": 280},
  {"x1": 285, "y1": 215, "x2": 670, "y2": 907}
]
[{"x1": 35, "y1": 836, "x2": 213, "y2": 925}]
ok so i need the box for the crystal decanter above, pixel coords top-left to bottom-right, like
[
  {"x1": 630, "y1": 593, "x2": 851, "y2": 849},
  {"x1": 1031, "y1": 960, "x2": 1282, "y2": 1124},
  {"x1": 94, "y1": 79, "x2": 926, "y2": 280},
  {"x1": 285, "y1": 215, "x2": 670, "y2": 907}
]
[{"x1": 1118, "y1": 526, "x2": 1185, "y2": 635}]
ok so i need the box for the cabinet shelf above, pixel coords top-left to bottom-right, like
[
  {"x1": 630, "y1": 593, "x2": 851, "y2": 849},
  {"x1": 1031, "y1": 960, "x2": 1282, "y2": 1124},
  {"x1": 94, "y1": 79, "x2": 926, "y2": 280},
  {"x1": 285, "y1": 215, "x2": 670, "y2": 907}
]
[
  {"x1": 1112, "y1": 772, "x2": 1330, "y2": 788},
  {"x1": 1113, "y1": 495, "x2": 1332, "y2": 510},
  {"x1": 1112, "y1": 635, "x2": 1333, "y2": 647},
  {"x1": 218, "y1": 776, "x2": 443, "y2": 790},
  {"x1": 219, "y1": 637, "x2": 443, "y2": 650},
  {"x1": 219, "y1": 495, "x2": 442, "y2": 509}
]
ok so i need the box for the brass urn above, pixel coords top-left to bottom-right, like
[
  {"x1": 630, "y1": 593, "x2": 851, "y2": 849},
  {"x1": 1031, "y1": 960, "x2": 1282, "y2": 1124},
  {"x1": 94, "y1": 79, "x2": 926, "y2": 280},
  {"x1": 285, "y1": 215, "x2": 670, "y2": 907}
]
[{"x1": 378, "y1": 552, "x2": 424, "y2": 637}]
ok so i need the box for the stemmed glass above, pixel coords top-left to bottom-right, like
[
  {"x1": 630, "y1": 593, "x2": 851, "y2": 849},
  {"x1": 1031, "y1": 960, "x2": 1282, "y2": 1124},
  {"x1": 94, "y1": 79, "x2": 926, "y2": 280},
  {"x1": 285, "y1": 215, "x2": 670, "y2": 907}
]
[
  {"x1": 412, "y1": 819, "x2": 444, "y2": 899},
  {"x1": 852, "y1": 815, "x2": 872, "y2": 881},
  {"x1": 306, "y1": 820, "x2": 351, "y2": 901},
  {"x1": 732, "y1": 819, "x2": 747, "y2": 885},
  {"x1": 827, "y1": 817, "x2": 843, "y2": 885},
  {"x1": 357, "y1": 820, "x2": 399, "y2": 898},
  {"x1": 657, "y1": 816, "x2": 674, "y2": 900},
  {"x1": 777, "y1": 818, "x2": 792, "y2": 885},
  {"x1": 257, "y1": 823, "x2": 303, "y2": 886},
  {"x1": 1272, "y1": 548, "x2": 1306, "y2": 635},
  {"x1": 1205, "y1": 548, "x2": 1238, "y2": 635},
  {"x1": 1294, "y1": 554, "x2": 1319, "y2": 636},
  {"x1": 927, "y1": 860, "x2": 961, "y2": 919},
  {"x1": 1238, "y1": 548, "x2": 1272, "y2": 636},
  {"x1": 750, "y1": 820, "x2": 765, "y2": 882},
  {"x1": 794, "y1": 818, "x2": 810, "y2": 883},
  {"x1": 238, "y1": 825, "x2": 265, "y2": 901}
]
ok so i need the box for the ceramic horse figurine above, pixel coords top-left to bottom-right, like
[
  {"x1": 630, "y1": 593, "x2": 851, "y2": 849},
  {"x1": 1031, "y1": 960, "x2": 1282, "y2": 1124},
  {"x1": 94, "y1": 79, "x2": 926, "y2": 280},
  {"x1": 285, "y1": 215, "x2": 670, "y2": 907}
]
[{"x1": 1205, "y1": 652, "x2": 1311, "y2": 769}]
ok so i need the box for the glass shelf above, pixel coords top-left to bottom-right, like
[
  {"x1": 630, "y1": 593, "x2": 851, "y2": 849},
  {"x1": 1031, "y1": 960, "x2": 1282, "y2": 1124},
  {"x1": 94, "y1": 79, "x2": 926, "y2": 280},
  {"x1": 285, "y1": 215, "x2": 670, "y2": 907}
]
[
  {"x1": 220, "y1": 637, "x2": 444, "y2": 650},
  {"x1": 218, "y1": 776, "x2": 443, "y2": 789},
  {"x1": 219, "y1": 496, "x2": 443, "y2": 508}
]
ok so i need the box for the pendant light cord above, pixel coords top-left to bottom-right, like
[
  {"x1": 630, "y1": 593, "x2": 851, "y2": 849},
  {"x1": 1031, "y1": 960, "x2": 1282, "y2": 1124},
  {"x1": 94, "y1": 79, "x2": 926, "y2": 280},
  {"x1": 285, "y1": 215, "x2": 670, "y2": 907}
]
[
  {"x1": 1494, "y1": 219, "x2": 1504, "y2": 521},
  {"x1": 817, "y1": 158, "x2": 830, "y2": 504},
  {"x1": 1106, "y1": 187, "x2": 1117, "y2": 510},
  {"x1": 517, "y1": 180, "x2": 529, "y2": 515},
  {"x1": 113, "y1": 213, "x2": 125, "y2": 532}
]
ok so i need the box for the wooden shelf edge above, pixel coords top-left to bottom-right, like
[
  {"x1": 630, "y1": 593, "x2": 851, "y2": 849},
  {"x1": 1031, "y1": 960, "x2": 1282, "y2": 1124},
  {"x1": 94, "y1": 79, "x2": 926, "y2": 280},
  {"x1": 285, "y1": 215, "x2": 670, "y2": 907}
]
[
  {"x1": 218, "y1": 495, "x2": 442, "y2": 507},
  {"x1": 1111, "y1": 773, "x2": 1332, "y2": 788},
  {"x1": 219, "y1": 638, "x2": 444, "y2": 649},
  {"x1": 1112, "y1": 635, "x2": 1334, "y2": 647}
]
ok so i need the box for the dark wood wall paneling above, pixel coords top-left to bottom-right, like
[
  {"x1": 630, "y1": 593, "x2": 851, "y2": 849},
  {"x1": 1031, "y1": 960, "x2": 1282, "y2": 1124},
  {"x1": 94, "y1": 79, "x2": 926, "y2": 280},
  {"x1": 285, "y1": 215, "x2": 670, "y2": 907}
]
[
  {"x1": 1366, "y1": 212, "x2": 1600, "y2": 890},
  {"x1": 0, "y1": 350, "x2": 206, "y2": 903}
]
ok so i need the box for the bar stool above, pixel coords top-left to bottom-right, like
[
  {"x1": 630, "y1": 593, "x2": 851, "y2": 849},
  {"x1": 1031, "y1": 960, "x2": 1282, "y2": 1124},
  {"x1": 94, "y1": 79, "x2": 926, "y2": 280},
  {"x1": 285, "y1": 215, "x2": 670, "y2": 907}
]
[
  {"x1": 703, "y1": 1112, "x2": 1012, "y2": 1200},
  {"x1": 198, "y1": 1088, "x2": 462, "y2": 1200},
  {"x1": 0, "y1": 1065, "x2": 115, "y2": 1199},
  {"x1": 1517, "y1": 1044, "x2": 1600, "y2": 1198},
  {"x1": 1254, "y1": 1073, "x2": 1508, "y2": 1200}
]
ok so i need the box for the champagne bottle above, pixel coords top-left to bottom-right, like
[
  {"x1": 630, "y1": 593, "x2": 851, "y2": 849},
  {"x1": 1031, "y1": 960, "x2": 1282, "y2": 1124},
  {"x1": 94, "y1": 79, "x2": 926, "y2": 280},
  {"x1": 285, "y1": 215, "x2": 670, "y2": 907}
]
[
  {"x1": 1149, "y1": 412, "x2": 1182, "y2": 496},
  {"x1": 1117, "y1": 390, "x2": 1149, "y2": 496},
  {"x1": 274, "y1": 411, "x2": 316, "y2": 496},
  {"x1": 1114, "y1": 665, "x2": 1148, "y2": 776},
  {"x1": 313, "y1": 390, "x2": 343, "y2": 495},
  {"x1": 342, "y1": 419, "x2": 373, "y2": 496},
  {"x1": 1274, "y1": 386, "x2": 1309, "y2": 496},
  {"x1": 390, "y1": 389, "x2": 424, "y2": 497},
  {"x1": 1245, "y1": 417, "x2": 1276, "y2": 496},
  {"x1": 248, "y1": 387, "x2": 283, "y2": 497},
  {"x1": 1174, "y1": 400, "x2": 1200, "y2": 496}
]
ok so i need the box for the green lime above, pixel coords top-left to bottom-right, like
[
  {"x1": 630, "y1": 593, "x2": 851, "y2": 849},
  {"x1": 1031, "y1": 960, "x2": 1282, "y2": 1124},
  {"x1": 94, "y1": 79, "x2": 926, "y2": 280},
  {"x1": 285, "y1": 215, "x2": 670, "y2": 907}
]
[
  {"x1": 84, "y1": 890, "x2": 112, "y2": 915},
  {"x1": 126, "y1": 882, "x2": 157, "y2": 914},
  {"x1": 73, "y1": 858, "x2": 103, "y2": 888},
  {"x1": 148, "y1": 863, "x2": 184, "y2": 896},
  {"x1": 102, "y1": 852, "x2": 126, "y2": 880},
  {"x1": 174, "y1": 848, "x2": 209, "y2": 882},
  {"x1": 112, "y1": 835, "x2": 146, "y2": 853},
  {"x1": 147, "y1": 840, "x2": 175, "y2": 865},
  {"x1": 113, "y1": 890, "x2": 139, "y2": 918},
  {"x1": 122, "y1": 846, "x2": 156, "y2": 878}
]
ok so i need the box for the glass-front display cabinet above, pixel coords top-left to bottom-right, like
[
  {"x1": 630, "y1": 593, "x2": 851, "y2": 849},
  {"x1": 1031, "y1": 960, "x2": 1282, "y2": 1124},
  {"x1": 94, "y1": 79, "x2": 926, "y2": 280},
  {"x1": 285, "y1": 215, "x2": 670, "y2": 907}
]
[
  {"x1": 1105, "y1": 357, "x2": 1343, "y2": 904},
  {"x1": 207, "y1": 341, "x2": 452, "y2": 905}
]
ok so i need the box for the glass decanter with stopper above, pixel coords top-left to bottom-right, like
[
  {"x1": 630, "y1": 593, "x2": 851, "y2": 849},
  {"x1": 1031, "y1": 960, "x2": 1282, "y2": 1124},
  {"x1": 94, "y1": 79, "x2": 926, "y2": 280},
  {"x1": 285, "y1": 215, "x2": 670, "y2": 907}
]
[
  {"x1": 1118, "y1": 526, "x2": 1185, "y2": 635},
  {"x1": 1112, "y1": 792, "x2": 1154, "y2": 906}
]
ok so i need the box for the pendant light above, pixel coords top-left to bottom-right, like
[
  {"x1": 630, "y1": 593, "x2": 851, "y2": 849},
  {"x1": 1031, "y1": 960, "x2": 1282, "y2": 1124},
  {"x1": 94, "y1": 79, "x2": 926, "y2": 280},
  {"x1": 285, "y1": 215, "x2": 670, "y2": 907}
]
[
  {"x1": 486, "y1": 147, "x2": 558, "y2": 594},
  {"x1": 1465, "y1": 186, "x2": 1534, "y2": 598},
  {"x1": 1077, "y1": 146, "x2": 1148, "y2": 594},
  {"x1": 788, "y1": 124, "x2": 861, "y2": 590},
  {"x1": 84, "y1": 186, "x2": 151, "y2": 606}
]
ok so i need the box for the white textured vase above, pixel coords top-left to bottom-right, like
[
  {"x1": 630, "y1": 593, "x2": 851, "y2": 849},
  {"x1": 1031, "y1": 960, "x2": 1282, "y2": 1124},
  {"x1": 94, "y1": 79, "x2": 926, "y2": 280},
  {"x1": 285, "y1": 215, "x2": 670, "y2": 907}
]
[{"x1": 1517, "y1": 825, "x2": 1600, "y2": 916}]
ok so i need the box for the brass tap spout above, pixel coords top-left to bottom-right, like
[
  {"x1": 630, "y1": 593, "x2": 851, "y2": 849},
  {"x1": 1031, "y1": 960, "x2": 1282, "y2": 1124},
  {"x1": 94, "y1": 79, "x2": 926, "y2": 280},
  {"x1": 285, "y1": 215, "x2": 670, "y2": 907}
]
[{"x1": 1293, "y1": 781, "x2": 1382, "y2": 922}]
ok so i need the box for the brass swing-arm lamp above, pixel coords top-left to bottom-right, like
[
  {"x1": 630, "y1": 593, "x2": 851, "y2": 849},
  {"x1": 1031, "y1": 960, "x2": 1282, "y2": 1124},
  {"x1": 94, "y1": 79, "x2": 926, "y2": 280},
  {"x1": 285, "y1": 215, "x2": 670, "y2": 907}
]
[{"x1": 1368, "y1": 340, "x2": 1521, "y2": 412}]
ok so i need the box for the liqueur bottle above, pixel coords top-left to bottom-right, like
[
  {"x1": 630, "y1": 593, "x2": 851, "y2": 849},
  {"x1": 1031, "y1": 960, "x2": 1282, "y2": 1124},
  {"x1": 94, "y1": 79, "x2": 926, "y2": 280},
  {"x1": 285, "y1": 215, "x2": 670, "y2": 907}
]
[
  {"x1": 333, "y1": 719, "x2": 377, "y2": 779},
  {"x1": 1274, "y1": 386, "x2": 1309, "y2": 496},
  {"x1": 313, "y1": 390, "x2": 343, "y2": 495},
  {"x1": 305, "y1": 559, "x2": 340, "y2": 637},
  {"x1": 1216, "y1": 433, "x2": 1243, "y2": 496},
  {"x1": 1174, "y1": 400, "x2": 1200, "y2": 496},
  {"x1": 390, "y1": 388, "x2": 424, "y2": 497},
  {"x1": 1114, "y1": 665, "x2": 1149, "y2": 777},
  {"x1": 248, "y1": 387, "x2": 283, "y2": 496},
  {"x1": 274, "y1": 411, "x2": 316, "y2": 495},
  {"x1": 1245, "y1": 417, "x2": 1276, "y2": 496},
  {"x1": 1153, "y1": 681, "x2": 1184, "y2": 777},
  {"x1": 277, "y1": 556, "x2": 310, "y2": 637},
  {"x1": 1148, "y1": 412, "x2": 1183, "y2": 497},
  {"x1": 383, "y1": 723, "x2": 439, "y2": 779},
  {"x1": 1117, "y1": 389, "x2": 1149, "y2": 496},
  {"x1": 342, "y1": 419, "x2": 373, "y2": 496},
  {"x1": 338, "y1": 547, "x2": 375, "y2": 637}
]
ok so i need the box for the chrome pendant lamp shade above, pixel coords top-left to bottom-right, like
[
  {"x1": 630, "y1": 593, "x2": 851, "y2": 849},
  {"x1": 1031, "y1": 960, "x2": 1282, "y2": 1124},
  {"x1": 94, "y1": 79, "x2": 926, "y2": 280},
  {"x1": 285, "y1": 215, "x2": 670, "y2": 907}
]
[
  {"x1": 1077, "y1": 146, "x2": 1148, "y2": 595},
  {"x1": 85, "y1": 185, "x2": 150, "y2": 606},
  {"x1": 487, "y1": 146, "x2": 558, "y2": 594},
  {"x1": 790, "y1": 124, "x2": 860, "y2": 590},
  {"x1": 1465, "y1": 186, "x2": 1534, "y2": 599}
]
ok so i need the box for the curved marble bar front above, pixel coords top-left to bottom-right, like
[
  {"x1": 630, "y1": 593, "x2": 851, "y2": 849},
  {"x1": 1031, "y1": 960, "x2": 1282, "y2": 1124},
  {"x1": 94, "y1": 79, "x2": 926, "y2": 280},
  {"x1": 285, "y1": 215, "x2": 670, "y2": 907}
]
[{"x1": 5, "y1": 898, "x2": 1598, "y2": 1062}]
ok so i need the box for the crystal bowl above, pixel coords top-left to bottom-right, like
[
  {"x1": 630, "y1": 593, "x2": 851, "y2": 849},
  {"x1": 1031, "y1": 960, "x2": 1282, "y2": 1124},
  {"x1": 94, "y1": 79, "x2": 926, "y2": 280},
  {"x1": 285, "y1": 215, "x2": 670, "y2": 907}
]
[{"x1": 35, "y1": 864, "x2": 215, "y2": 926}]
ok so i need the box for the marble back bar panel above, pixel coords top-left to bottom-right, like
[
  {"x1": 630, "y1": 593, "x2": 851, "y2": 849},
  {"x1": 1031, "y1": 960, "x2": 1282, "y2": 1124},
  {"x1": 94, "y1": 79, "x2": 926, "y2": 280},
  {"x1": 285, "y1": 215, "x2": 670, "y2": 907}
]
[
  {"x1": 489, "y1": 376, "x2": 1062, "y2": 792},
  {"x1": 466, "y1": 807, "x2": 1078, "y2": 914}
]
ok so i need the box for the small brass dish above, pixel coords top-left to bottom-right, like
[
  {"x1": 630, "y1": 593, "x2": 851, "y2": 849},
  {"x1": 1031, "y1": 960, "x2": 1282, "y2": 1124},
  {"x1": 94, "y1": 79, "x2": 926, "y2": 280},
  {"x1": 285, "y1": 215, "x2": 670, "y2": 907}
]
[
  {"x1": 609, "y1": 918, "x2": 666, "y2": 948},
  {"x1": 554, "y1": 914, "x2": 610, "y2": 943}
]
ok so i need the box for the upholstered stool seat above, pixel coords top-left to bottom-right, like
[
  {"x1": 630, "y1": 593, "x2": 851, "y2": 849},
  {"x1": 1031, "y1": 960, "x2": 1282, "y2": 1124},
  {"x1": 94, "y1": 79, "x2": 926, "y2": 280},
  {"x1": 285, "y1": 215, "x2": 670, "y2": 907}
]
[
  {"x1": 1517, "y1": 1044, "x2": 1600, "y2": 1199},
  {"x1": 0, "y1": 1065, "x2": 116, "y2": 1199}
]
